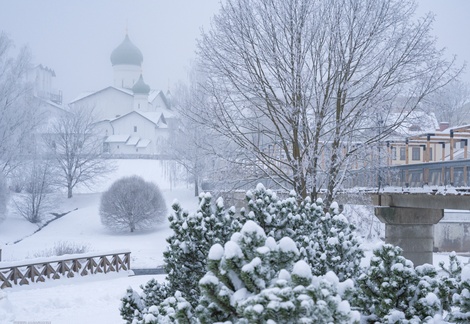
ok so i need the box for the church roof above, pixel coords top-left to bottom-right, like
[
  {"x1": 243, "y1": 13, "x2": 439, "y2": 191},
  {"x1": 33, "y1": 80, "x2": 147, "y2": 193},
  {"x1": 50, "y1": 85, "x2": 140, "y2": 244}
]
[
  {"x1": 132, "y1": 75, "x2": 150, "y2": 94},
  {"x1": 110, "y1": 34, "x2": 143, "y2": 66},
  {"x1": 69, "y1": 86, "x2": 133, "y2": 104}
]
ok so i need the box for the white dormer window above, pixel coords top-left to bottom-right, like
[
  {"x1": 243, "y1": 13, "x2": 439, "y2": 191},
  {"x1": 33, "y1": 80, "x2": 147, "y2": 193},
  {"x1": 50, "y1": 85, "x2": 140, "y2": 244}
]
[{"x1": 134, "y1": 126, "x2": 137, "y2": 132}]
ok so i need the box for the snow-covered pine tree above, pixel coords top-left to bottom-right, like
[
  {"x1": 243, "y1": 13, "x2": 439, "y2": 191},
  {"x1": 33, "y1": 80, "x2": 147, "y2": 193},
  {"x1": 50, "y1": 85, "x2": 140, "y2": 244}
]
[
  {"x1": 298, "y1": 199, "x2": 364, "y2": 282},
  {"x1": 139, "y1": 278, "x2": 171, "y2": 311},
  {"x1": 450, "y1": 264, "x2": 470, "y2": 323},
  {"x1": 438, "y1": 251, "x2": 462, "y2": 312},
  {"x1": 357, "y1": 244, "x2": 443, "y2": 322},
  {"x1": 164, "y1": 194, "x2": 241, "y2": 306},
  {"x1": 135, "y1": 291, "x2": 195, "y2": 324},
  {"x1": 241, "y1": 184, "x2": 316, "y2": 240},
  {"x1": 241, "y1": 184, "x2": 364, "y2": 282},
  {"x1": 197, "y1": 220, "x2": 360, "y2": 323},
  {"x1": 120, "y1": 193, "x2": 241, "y2": 323},
  {"x1": 120, "y1": 286, "x2": 144, "y2": 324}
]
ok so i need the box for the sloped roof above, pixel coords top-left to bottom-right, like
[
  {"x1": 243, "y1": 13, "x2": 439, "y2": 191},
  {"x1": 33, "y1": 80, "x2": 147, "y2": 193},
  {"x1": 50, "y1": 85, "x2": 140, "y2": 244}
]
[
  {"x1": 126, "y1": 136, "x2": 140, "y2": 146},
  {"x1": 391, "y1": 111, "x2": 439, "y2": 137},
  {"x1": 70, "y1": 86, "x2": 134, "y2": 104},
  {"x1": 136, "y1": 138, "x2": 151, "y2": 148},
  {"x1": 110, "y1": 111, "x2": 168, "y2": 129},
  {"x1": 105, "y1": 135, "x2": 130, "y2": 143}
]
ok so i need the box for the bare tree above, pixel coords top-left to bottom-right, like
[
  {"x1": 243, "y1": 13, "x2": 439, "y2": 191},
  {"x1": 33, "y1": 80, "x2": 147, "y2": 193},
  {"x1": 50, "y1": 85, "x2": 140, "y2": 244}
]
[
  {"x1": 0, "y1": 32, "x2": 42, "y2": 175},
  {"x1": 425, "y1": 79, "x2": 470, "y2": 126},
  {"x1": 0, "y1": 173, "x2": 7, "y2": 223},
  {"x1": 14, "y1": 158, "x2": 56, "y2": 224},
  {"x1": 100, "y1": 176, "x2": 167, "y2": 233},
  {"x1": 196, "y1": 0, "x2": 461, "y2": 204},
  {"x1": 168, "y1": 65, "x2": 228, "y2": 196},
  {"x1": 43, "y1": 105, "x2": 114, "y2": 198}
]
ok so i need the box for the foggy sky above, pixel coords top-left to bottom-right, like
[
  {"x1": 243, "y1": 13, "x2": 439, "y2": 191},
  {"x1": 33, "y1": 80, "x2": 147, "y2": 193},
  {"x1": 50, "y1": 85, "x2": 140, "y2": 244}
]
[{"x1": 0, "y1": 0, "x2": 469, "y2": 104}]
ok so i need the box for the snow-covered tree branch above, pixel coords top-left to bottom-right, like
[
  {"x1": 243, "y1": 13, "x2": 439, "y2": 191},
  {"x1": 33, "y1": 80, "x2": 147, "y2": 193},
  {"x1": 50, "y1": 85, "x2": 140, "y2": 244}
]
[
  {"x1": 195, "y1": 0, "x2": 462, "y2": 204},
  {"x1": 43, "y1": 105, "x2": 114, "y2": 198}
]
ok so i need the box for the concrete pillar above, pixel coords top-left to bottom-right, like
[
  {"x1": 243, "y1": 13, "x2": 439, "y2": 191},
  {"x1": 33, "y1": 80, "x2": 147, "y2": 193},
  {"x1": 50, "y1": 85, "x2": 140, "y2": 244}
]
[{"x1": 375, "y1": 207, "x2": 443, "y2": 266}]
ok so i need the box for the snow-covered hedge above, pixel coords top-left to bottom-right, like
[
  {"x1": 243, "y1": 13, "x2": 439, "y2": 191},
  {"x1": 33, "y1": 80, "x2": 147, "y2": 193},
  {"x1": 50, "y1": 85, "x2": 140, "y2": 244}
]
[{"x1": 120, "y1": 184, "x2": 470, "y2": 323}]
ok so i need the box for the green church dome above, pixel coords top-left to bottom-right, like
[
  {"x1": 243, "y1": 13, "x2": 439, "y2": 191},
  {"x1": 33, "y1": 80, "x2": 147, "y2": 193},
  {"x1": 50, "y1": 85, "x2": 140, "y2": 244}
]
[
  {"x1": 132, "y1": 74, "x2": 150, "y2": 94},
  {"x1": 110, "y1": 34, "x2": 143, "y2": 66}
]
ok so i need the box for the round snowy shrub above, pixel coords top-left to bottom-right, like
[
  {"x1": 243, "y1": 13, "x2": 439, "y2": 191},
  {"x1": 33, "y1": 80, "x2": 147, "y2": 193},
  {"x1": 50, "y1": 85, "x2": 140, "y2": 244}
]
[{"x1": 100, "y1": 175, "x2": 166, "y2": 232}]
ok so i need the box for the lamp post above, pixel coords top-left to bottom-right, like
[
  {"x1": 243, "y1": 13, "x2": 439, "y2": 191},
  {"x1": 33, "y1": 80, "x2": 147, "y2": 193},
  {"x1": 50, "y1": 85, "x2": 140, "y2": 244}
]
[{"x1": 377, "y1": 116, "x2": 384, "y2": 190}]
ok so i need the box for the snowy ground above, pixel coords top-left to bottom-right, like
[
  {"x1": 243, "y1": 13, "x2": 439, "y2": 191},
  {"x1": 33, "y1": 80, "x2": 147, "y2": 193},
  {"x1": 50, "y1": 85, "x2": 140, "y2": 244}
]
[
  {"x1": 1, "y1": 273, "x2": 165, "y2": 323},
  {"x1": 0, "y1": 159, "x2": 199, "y2": 268},
  {"x1": 0, "y1": 159, "x2": 469, "y2": 323}
]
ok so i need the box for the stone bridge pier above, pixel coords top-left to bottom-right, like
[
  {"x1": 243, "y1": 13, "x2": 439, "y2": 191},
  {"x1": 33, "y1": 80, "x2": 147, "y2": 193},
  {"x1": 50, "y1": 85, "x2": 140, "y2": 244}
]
[
  {"x1": 375, "y1": 206, "x2": 443, "y2": 265},
  {"x1": 373, "y1": 193, "x2": 469, "y2": 267}
]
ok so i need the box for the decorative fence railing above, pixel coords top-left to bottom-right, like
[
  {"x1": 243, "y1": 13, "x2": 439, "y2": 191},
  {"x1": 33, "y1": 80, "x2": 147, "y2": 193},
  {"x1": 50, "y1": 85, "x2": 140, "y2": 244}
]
[{"x1": 0, "y1": 250, "x2": 131, "y2": 289}]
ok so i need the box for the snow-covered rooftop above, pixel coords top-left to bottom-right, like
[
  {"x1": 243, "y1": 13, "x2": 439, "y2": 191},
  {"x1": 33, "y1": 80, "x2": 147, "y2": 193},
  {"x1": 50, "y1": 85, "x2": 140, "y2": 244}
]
[
  {"x1": 105, "y1": 134, "x2": 130, "y2": 143},
  {"x1": 126, "y1": 136, "x2": 140, "y2": 146},
  {"x1": 136, "y1": 138, "x2": 151, "y2": 148}
]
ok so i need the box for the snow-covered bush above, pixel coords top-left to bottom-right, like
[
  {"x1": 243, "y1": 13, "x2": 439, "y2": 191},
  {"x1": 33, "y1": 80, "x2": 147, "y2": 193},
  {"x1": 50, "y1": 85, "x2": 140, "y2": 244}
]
[
  {"x1": 197, "y1": 221, "x2": 360, "y2": 323},
  {"x1": 134, "y1": 291, "x2": 195, "y2": 324},
  {"x1": 163, "y1": 194, "x2": 241, "y2": 307},
  {"x1": 241, "y1": 184, "x2": 316, "y2": 240},
  {"x1": 120, "y1": 286, "x2": 144, "y2": 323},
  {"x1": 100, "y1": 175, "x2": 167, "y2": 233},
  {"x1": 32, "y1": 241, "x2": 90, "y2": 258},
  {"x1": 241, "y1": 184, "x2": 364, "y2": 281},
  {"x1": 299, "y1": 200, "x2": 364, "y2": 281},
  {"x1": 120, "y1": 193, "x2": 242, "y2": 323},
  {"x1": 450, "y1": 264, "x2": 470, "y2": 322},
  {"x1": 438, "y1": 251, "x2": 463, "y2": 312},
  {"x1": 356, "y1": 244, "x2": 444, "y2": 322},
  {"x1": 139, "y1": 278, "x2": 171, "y2": 311}
]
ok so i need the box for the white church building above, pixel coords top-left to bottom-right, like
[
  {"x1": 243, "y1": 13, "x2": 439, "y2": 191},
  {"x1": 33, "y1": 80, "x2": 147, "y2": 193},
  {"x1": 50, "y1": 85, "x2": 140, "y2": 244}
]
[{"x1": 69, "y1": 34, "x2": 175, "y2": 156}]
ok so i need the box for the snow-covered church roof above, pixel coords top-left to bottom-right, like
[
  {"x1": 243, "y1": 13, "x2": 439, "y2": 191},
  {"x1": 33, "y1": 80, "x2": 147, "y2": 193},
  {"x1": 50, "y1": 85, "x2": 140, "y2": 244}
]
[{"x1": 110, "y1": 34, "x2": 143, "y2": 66}]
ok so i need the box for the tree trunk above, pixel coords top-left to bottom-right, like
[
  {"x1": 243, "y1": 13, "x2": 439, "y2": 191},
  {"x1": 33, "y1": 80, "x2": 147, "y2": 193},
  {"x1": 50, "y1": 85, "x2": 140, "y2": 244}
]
[
  {"x1": 67, "y1": 185, "x2": 73, "y2": 199},
  {"x1": 194, "y1": 175, "x2": 199, "y2": 197}
]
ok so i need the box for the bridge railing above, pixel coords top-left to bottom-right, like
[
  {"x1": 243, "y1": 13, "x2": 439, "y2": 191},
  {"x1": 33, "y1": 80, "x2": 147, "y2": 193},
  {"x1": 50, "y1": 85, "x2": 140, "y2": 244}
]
[
  {"x1": 343, "y1": 159, "x2": 470, "y2": 189},
  {"x1": 384, "y1": 159, "x2": 469, "y2": 188},
  {"x1": 201, "y1": 159, "x2": 470, "y2": 193},
  {"x1": 0, "y1": 250, "x2": 131, "y2": 289}
]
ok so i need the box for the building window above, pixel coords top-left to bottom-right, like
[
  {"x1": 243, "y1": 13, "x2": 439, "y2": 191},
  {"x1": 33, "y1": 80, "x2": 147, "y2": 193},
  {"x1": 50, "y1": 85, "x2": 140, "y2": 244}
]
[
  {"x1": 429, "y1": 147, "x2": 433, "y2": 161},
  {"x1": 412, "y1": 147, "x2": 420, "y2": 161},
  {"x1": 391, "y1": 147, "x2": 397, "y2": 160},
  {"x1": 400, "y1": 147, "x2": 406, "y2": 160},
  {"x1": 134, "y1": 126, "x2": 137, "y2": 132}
]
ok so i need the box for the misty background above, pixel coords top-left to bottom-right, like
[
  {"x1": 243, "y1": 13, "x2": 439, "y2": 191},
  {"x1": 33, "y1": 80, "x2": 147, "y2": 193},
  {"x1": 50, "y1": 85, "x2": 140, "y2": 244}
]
[{"x1": 0, "y1": 0, "x2": 469, "y2": 103}]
